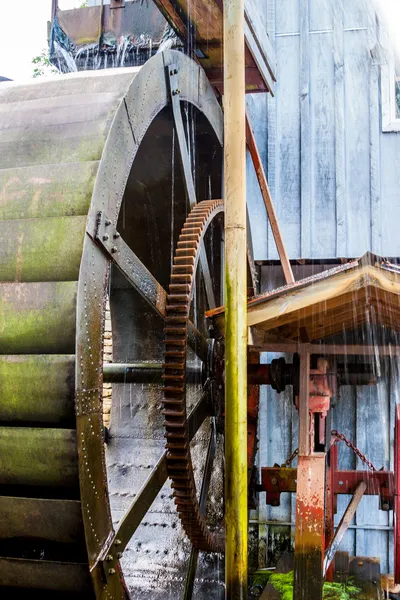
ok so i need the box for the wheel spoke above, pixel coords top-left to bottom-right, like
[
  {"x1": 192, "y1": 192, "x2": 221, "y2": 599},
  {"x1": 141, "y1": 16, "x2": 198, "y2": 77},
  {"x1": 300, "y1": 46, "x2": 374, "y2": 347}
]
[
  {"x1": 168, "y1": 64, "x2": 197, "y2": 208},
  {"x1": 183, "y1": 421, "x2": 217, "y2": 600},
  {"x1": 199, "y1": 419, "x2": 217, "y2": 514},
  {"x1": 95, "y1": 210, "x2": 209, "y2": 363},
  {"x1": 111, "y1": 452, "x2": 168, "y2": 555},
  {"x1": 199, "y1": 242, "x2": 216, "y2": 310},
  {"x1": 183, "y1": 547, "x2": 200, "y2": 600},
  {"x1": 188, "y1": 390, "x2": 212, "y2": 443},
  {"x1": 100, "y1": 391, "x2": 213, "y2": 560},
  {"x1": 95, "y1": 211, "x2": 167, "y2": 319}
]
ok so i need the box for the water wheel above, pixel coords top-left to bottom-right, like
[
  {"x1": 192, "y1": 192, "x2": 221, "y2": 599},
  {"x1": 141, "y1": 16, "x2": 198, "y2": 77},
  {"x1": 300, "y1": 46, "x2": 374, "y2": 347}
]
[{"x1": 0, "y1": 51, "x2": 257, "y2": 599}]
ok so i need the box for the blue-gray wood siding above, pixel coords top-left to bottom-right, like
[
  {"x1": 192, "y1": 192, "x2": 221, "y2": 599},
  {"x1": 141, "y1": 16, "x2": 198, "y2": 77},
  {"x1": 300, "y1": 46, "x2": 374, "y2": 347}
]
[{"x1": 247, "y1": 0, "x2": 400, "y2": 261}]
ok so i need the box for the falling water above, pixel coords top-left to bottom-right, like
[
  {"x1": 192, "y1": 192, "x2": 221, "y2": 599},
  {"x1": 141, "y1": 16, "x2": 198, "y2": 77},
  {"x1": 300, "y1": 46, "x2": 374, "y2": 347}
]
[{"x1": 53, "y1": 40, "x2": 77, "y2": 73}]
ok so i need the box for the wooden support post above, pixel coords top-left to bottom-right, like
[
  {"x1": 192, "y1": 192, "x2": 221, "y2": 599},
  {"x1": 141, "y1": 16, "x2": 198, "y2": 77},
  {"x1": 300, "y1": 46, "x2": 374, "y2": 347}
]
[
  {"x1": 224, "y1": 0, "x2": 248, "y2": 597},
  {"x1": 324, "y1": 481, "x2": 367, "y2": 577},
  {"x1": 298, "y1": 349, "x2": 310, "y2": 456},
  {"x1": 294, "y1": 455, "x2": 325, "y2": 600},
  {"x1": 245, "y1": 113, "x2": 295, "y2": 285},
  {"x1": 324, "y1": 441, "x2": 337, "y2": 581},
  {"x1": 294, "y1": 348, "x2": 324, "y2": 600}
]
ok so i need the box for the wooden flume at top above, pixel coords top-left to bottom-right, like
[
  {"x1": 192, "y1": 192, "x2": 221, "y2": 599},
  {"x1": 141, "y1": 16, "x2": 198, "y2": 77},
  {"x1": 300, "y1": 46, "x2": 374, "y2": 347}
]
[
  {"x1": 208, "y1": 252, "x2": 400, "y2": 343},
  {"x1": 153, "y1": 0, "x2": 276, "y2": 93},
  {"x1": 51, "y1": 0, "x2": 276, "y2": 94}
]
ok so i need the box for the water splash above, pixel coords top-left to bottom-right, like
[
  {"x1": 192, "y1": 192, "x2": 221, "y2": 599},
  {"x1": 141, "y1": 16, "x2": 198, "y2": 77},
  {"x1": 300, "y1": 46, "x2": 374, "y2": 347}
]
[{"x1": 53, "y1": 40, "x2": 77, "y2": 73}]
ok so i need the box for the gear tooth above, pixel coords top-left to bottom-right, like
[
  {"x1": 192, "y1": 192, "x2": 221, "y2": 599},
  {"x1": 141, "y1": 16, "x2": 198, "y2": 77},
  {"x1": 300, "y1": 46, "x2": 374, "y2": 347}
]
[{"x1": 162, "y1": 199, "x2": 231, "y2": 554}]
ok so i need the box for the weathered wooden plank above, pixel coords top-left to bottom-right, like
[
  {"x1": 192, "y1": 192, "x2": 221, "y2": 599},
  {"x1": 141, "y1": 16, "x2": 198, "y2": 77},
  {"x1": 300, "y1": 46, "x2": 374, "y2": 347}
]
[
  {"x1": 370, "y1": 60, "x2": 382, "y2": 254},
  {"x1": 310, "y1": 32, "x2": 336, "y2": 256},
  {"x1": 0, "y1": 70, "x2": 134, "y2": 104},
  {"x1": 276, "y1": 0, "x2": 299, "y2": 35},
  {"x1": 355, "y1": 385, "x2": 388, "y2": 560},
  {"x1": 300, "y1": 0, "x2": 311, "y2": 258},
  {"x1": 245, "y1": 19, "x2": 275, "y2": 94},
  {"x1": 0, "y1": 162, "x2": 98, "y2": 220},
  {"x1": 246, "y1": 94, "x2": 269, "y2": 260},
  {"x1": 310, "y1": 0, "x2": 333, "y2": 31},
  {"x1": 0, "y1": 557, "x2": 91, "y2": 593},
  {"x1": 0, "y1": 92, "x2": 119, "y2": 131},
  {"x1": 343, "y1": 0, "x2": 369, "y2": 29},
  {"x1": 275, "y1": 35, "x2": 301, "y2": 258},
  {"x1": 0, "y1": 281, "x2": 77, "y2": 354},
  {"x1": 381, "y1": 135, "x2": 400, "y2": 257},
  {"x1": 0, "y1": 119, "x2": 110, "y2": 169},
  {"x1": 245, "y1": 0, "x2": 276, "y2": 81},
  {"x1": 0, "y1": 216, "x2": 86, "y2": 282},
  {"x1": 344, "y1": 30, "x2": 371, "y2": 256},
  {"x1": 246, "y1": 114, "x2": 294, "y2": 281},
  {"x1": 0, "y1": 355, "x2": 75, "y2": 425},
  {"x1": 0, "y1": 496, "x2": 84, "y2": 545},
  {"x1": 265, "y1": 0, "x2": 277, "y2": 261},
  {"x1": 0, "y1": 427, "x2": 78, "y2": 487},
  {"x1": 334, "y1": 4, "x2": 347, "y2": 256}
]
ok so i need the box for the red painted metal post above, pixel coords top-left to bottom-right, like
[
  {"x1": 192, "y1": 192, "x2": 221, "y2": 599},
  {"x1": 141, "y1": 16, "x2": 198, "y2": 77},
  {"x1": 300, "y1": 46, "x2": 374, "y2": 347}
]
[
  {"x1": 395, "y1": 404, "x2": 400, "y2": 584},
  {"x1": 294, "y1": 454, "x2": 325, "y2": 600},
  {"x1": 294, "y1": 349, "x2": 325, "y2": 600}
]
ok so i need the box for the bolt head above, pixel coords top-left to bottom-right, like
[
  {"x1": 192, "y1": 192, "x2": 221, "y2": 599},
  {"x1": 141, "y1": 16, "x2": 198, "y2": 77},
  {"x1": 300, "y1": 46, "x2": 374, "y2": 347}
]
[
  {"x1": 108, "y1": 568, "x2": 116, "y2": 575},
  {"x1": 116, "y1": 552, "x2": 123, "y2": 559},
  {"x1": 271, "y1": 477, "x2": 277, "y2": 485},
  {"x1": 103, "y1": 234, "x2": 109, "y2": 241},
  {"x1": 383, "y1": 503, "x2": 389, "y2": 510},
  {"x1": 111, "y1": 246, "x2": 118, "y2": 254},
  {"x1": 174, "y1": 69, "x2": 178, "y2": 74},
  {"x1": 113, "y1": 232, "x2": 120, "y2": 239},
  {"x1": 105, "y1": 219, "x2": 112, "y2": 226},
  {"x1": 115, "y1": 538, "x2": 122, "y2": 546},
  {"x1": 106, "y1": 554, "x2": 113, "y2": 562}
]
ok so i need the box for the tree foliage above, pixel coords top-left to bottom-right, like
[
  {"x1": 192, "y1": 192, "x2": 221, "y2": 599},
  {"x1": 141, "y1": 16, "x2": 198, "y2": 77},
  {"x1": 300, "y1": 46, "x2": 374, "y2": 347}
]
[{"x1": 32, "y1": 49, "x2": 59, "y2": 78}]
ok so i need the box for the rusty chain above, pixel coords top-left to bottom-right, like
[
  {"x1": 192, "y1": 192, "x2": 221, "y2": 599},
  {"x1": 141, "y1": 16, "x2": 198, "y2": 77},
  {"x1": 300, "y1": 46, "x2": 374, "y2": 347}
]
[
  {"x1": 331, "y1": 429, "x2": 379, "y2": 472},
  {"x1": 282, "y1": 447, "x2": 299, "y2": 467},
  {"x1": 281, "y1": 431, "x2": 380, "y2": 472}
]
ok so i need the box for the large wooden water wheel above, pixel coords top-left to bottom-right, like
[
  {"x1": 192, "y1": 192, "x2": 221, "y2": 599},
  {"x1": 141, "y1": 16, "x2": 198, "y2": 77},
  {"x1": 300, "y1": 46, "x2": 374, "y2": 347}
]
[{"x1": 0, "y1": 51, "x2": 257, "y2": 599}]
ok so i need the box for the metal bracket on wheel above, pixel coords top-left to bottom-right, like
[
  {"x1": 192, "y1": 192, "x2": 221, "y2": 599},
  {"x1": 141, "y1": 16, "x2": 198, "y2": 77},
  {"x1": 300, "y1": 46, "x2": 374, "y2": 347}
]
[{"x1": 166, "y1": 63, "x2": 197, "y2": 207}]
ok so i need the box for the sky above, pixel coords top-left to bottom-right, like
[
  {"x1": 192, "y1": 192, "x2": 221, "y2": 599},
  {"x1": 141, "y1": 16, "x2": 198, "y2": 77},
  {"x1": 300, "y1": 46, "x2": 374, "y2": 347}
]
[
  {"x1": 0, "y1": 0, "x2": 83, "y2": 81},
  {"x1": 0, "y1": 0, "x2": 399, "y2": 81}
]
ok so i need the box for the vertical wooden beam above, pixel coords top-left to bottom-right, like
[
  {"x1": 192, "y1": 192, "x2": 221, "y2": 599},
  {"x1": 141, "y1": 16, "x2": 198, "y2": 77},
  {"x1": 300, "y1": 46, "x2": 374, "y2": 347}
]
[
  {"x1": 294, "y1": 348, "x2": 324, "y2": 600},
  {"x1": 246, "y1": 114, "x2": 295, "y2": 285},
  {"x1": 294, "y1": 455, "x2": 325, "y2": 600},
  {"x1": 298, "y1": 349, "x2": 310, "y2": 456},
  {"x1": 224, "y1": 0, "x2": 248, "y2": 598},
  {"x1": 300, "y1": 0, "x2": 311, "y2": 258},
  {"x1": 324, "y1": 481, "x2": 367, "y2": 577}
]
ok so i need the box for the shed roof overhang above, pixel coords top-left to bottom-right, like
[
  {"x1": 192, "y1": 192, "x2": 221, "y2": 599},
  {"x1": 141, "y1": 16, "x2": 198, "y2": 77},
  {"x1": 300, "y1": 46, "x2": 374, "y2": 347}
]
[
  {"x1": 152, "y1": 0, "x2": 276, "y2": 93},
  {"x1": 208, "y1": 253, "x2": 400, "y2": 343}
]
